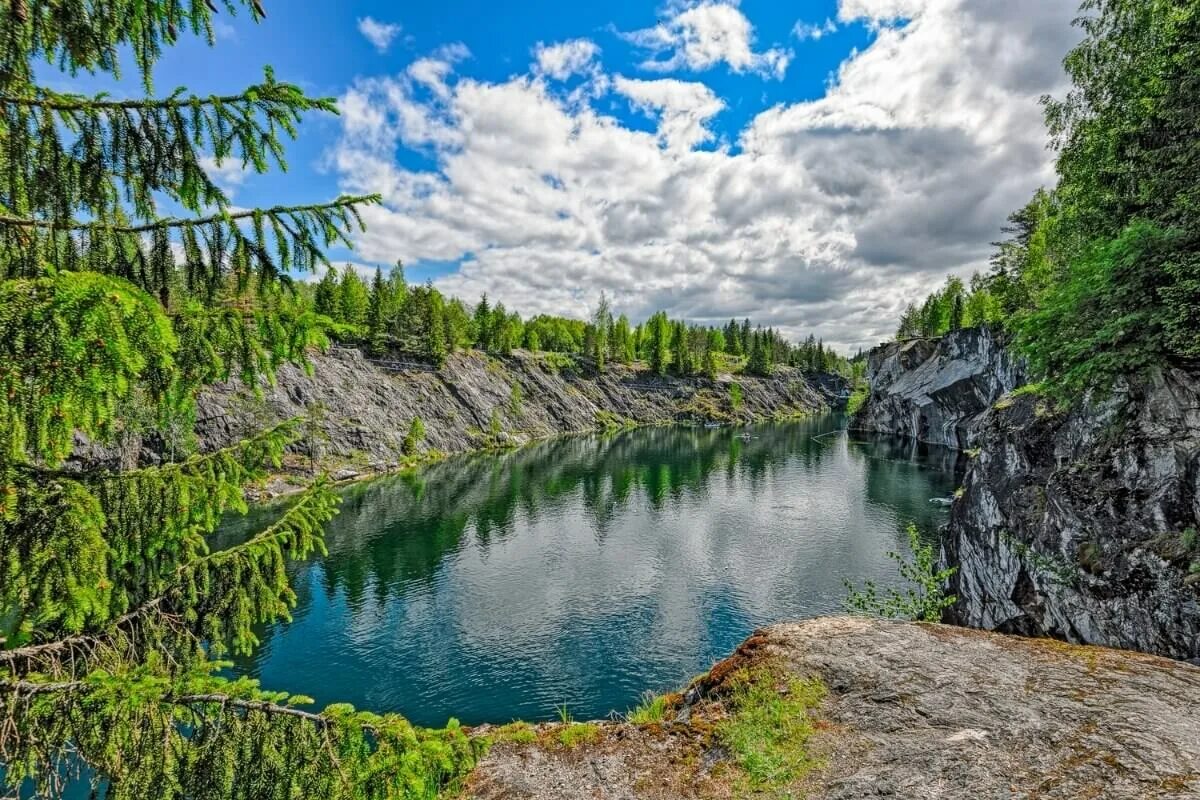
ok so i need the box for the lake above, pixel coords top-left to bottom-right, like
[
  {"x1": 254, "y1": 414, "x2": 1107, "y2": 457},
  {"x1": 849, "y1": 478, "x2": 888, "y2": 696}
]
[{"x1": 222, "y1": 416, "x2": 961, "y2": 727}]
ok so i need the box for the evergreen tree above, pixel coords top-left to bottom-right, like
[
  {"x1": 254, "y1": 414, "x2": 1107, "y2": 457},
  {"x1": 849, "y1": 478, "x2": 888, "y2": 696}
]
[
  {"x1": 337, "y1": 266, "x2": 369, "y2": 332},
  {"x1": 366, "y1": 267, "x2": 390, "y2": 354},
  {"x1": 724, "y1": 319, "x2": 742, "y2": 356},
  {"x1": 427, "y1": 283, "x2": 449, "y2": 366},
  {"x1": 949, "y1": 292, "x2": 965, "y2": 331},
  {"x1": 740, "y1": 318, "x2": 752, "y2": 355},
  {"x1": 591, "y1": 292, "x2": 612, "y2": 372},
  {"x1": 648, "y1": 312, "x2": 672, "y2": 376},
  {"x1": 313, "y1": 266, "x2": 340, "y2": 320},
  {"x1": 472, "y1": 294, "x2": 492, "y2": 351},
  {"x1": 0, "y1": 7, "x2": 482, "y2": 797},
  {"x1": 613, "y1": 314, "x2": 634, "y2": 364}
]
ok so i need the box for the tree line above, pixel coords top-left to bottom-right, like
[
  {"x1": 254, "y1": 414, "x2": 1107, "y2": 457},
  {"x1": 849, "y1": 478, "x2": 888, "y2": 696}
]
[
  {"x1": 902, "y1": 0, "x2": 1198, "y2": 400},
  {"x1": 309, "y1": 267, "x2": 853, "y2": 378}
]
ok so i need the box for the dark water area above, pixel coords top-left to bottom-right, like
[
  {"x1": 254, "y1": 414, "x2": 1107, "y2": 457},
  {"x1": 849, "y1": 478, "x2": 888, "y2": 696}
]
[{"x1": 219, "y1": 416, "x2": 962, "y2": 727}]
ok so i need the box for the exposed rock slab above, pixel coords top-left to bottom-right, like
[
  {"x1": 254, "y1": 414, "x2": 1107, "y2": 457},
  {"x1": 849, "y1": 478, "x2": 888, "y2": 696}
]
[
  {"x1": 465, "y1": 617, "x2": 1200, "y2": 799},
  {"x1": 852, "y1": 327, "x2": 1024, "y2": 449},
  {"x1": 944, "y1": 366, "x2": 1200, "y2": 661}
]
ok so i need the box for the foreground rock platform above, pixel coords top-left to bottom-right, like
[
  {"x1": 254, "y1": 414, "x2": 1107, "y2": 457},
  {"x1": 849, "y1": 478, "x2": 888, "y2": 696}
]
[{"x1": 465, "y1": 617, "x2": 1200, "y2": 799}]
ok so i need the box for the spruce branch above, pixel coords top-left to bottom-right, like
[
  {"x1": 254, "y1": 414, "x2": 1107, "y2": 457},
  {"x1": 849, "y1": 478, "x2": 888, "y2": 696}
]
[
  {"x1": 0, "y1": 195, "x2": 380, "y2": 300},
  {"x1": 0, "y1": 75, "x2": 344, "y2": 220},
  {"x1": 0, "y1": 1, "x2": 269, "y2": 93}
]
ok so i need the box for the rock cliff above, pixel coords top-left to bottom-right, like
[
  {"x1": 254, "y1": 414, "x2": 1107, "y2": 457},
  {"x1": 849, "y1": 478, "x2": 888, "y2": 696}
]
[
  {"x1": 465, "y1": 616, "x2": 1200, "y2": 799},
  {"x1": 851, "y1": 326, "x2": 1023, "y2": 449},
  {"x1": 944, "y1": 366, "x2": 1200, "y2": 661},
  {"x1": 195, "y1": 348, "x2": 826, "y2": 472}
]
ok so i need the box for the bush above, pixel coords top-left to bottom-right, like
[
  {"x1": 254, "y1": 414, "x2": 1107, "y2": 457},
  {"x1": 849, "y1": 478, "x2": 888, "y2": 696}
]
[
  {"x1": 403, "y1": 416, "x2": 426, "y2": 456},
  {"x1": 844, "y1": 524, "x2": 957, "y2": 622},
  {"x1": 729, "y1": 382, "x2": 744, "y2": 412}
]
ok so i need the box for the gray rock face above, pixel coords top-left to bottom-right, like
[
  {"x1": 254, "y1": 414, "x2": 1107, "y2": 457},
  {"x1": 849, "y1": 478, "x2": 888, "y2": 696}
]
[
  {"x1": 466, "y1": 617, "x2": 1200, "y2": 799},
  {"x1": 944, "y1": 367, "x2": 1200, "y2": 661},
  {"x1": 195, "y1": 348, "x2": 826, "y2": 467},
  {"x1": 851, "y1": 327, "x2": 1024, "y2": 449}
]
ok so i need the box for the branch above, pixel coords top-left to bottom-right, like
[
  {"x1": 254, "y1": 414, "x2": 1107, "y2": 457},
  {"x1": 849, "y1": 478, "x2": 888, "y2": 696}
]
[
  {"x1": 0, "y1": 679, "x2": 335, "y2": 727},
  {"x1": 0, "y1": 83, "x2": 335, "y2": 113},
  {"x1": 0, "y1": 196, "x2": 380, "y2": 234}
]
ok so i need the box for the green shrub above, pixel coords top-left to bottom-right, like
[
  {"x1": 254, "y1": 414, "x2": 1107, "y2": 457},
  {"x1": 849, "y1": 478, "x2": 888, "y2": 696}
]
[
  {"x1": 844, "y1": 524, "x2": 958, "y2": 622},
  {"x1": 729, "y1": 381, "x2": 744, "y2": 412},
  {"x1": 403, "y1": 416, "x2": 426, "y2": 456}
]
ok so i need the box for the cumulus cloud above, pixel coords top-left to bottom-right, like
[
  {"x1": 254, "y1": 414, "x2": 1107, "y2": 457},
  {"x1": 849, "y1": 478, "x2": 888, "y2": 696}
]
[
  {"x1": 622, "y1": 1, "x2": 792, "y2": 80},
  {"x1": 793, "y1": 18, "x2": 838, "y2": 41},
  {"x1": 358, "y1": 16, "x2": 403, "y2": 53},
  {"x1": 613, "y1": 76, "x2": 725, "y2": 150},
  {"x1": 534, "y1": 38, "x2": 601, "y2": 80},
  {"x1": 332, "y1": 0, "x2": 1080, "y2": 352}
]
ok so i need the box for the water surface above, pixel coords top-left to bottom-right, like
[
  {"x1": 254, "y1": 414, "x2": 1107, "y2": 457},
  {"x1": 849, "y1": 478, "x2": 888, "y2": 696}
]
[{"x1": 224, "y1": 416, "x2": 960, "y2": 726}]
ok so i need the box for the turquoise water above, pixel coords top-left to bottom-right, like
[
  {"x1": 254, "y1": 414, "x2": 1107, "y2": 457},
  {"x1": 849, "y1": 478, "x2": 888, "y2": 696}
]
[{"x1": 222, "y1": 416, "x2": 960, "y2": 727}]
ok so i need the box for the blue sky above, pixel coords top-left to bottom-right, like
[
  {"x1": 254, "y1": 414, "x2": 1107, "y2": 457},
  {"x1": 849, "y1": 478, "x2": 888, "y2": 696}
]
[{"x1": 57, "y1": 0, "x2": 1082, "y2": 351}]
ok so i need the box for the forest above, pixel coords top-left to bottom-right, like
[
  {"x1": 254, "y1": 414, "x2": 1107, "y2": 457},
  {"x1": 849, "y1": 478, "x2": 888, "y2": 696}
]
[{"x1": 304, "y1": 262, "x2": 854, "y2": 378}]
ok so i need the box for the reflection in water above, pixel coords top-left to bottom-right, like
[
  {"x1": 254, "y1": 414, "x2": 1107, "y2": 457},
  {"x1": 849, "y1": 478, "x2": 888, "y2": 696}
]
[{"x1": 223, "y1": 416, "x2": 960, "y2": 727}]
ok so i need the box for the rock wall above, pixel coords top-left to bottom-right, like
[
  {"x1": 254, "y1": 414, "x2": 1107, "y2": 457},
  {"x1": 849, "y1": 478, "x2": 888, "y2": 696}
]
[
  {"x1": 195, "y1": 348, "x2": 827, "y2": 471},
  {"x1": 944, "y1": 366, "x2": 1200, "y2": 661},
  {"x1": 851, "y1": 326, "x2": 1024, "y2": 449}
]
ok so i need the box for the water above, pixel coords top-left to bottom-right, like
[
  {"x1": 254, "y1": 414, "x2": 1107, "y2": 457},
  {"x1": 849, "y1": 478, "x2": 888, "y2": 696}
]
[{"x1": 221, "y1": 416, "x2": 961, "y2": 727}]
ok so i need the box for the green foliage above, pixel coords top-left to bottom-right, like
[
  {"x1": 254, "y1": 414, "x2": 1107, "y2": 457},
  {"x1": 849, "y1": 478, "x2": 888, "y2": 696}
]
[
  {"x1": 843, "y1": 524, "x2": 958, "y2": 622},
  {"x1": 715, "y1": 669, "x2": 826, "y2": 792},
  {"x1": 1012, "y1": 222, "x2": 1180, "y2": 398},
  {"x1": 627, "y1": 692, "x2": 670, "y2": 724},
  {"x1": 845, "y1": 385, "x2": 869, "y2": 417},
  {"x1": 729, "y1": 382, "x2": 744, "y2": 412},
  {"x1": 557, "y1": 722, "x2": 601, "y2": 749},
  {"x1": 509, "y1": 383, "x2": 524, "y2": 418},
  {"x1": 0, "y1": 5, "x2": 480, "y2": 798},
  {"x1": 0, "y1": 272, "x2": 178, "y2": 465},
  {"x1": 403, "y1": 417, "x2": 426, "y2": 457}
]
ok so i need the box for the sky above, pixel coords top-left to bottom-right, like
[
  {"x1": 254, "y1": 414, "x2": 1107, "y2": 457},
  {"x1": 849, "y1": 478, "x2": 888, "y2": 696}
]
[{"x1": 63, "y1": 0, "x2": 1085, "y2": 352}]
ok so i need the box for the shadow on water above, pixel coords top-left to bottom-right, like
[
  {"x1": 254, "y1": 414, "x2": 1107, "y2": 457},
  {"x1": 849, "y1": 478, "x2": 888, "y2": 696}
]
[{"x1": 218, "y1": 415, "x2": 960, "y2": 727}]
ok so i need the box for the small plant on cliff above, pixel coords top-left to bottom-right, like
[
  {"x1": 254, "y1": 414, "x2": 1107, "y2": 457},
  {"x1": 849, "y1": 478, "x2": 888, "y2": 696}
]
[
  {"x1": 489, "y1": 408, "x2": 505, "y2": 440},
  {"x1": 844, "y1": 524, "x2": 958, "y2": 622},
  {"x1": 846, "y1": 385, "x2": 869, "y2": 416},
  {"x1": 403, "y1": 417, "x2": 427, "y2": 456},
  {"x1": 729, "y1": 382, "x2": 744, "y2": 412},
  {"x1": 509, "y1": 383, "x2": 524, "y2": 417},
  {"x1": 627, "y1": 692, "x2": 671, "y2": 724}
]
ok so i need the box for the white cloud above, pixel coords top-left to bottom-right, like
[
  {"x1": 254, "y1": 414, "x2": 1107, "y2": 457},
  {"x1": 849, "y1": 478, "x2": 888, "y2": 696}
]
[
  {"x1": 622, "y1": 1, "x2": 793, "y2": 80},
  {"x1": 534, "y1": 39, "x2": 601, "y2": 80},
  {"x1": 332, "y1": 0, "x2": 1080, "y2": 352},
  {"x1": 358, "y1": 16, "x2": 403, "y2": 53},
  {"x1": 613, "y1": 76, "x2": 725, "y2": 150},
  {"x1": 793, "y1": 18, "x2": 838, "y2": 41}
]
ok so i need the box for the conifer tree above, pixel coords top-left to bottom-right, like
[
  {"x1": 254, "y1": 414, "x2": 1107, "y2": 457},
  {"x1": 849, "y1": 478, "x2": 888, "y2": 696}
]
[
  {"x1": 314, "y1": 266, "x2": 341, "y2": 320},
  {"x1": 0, "y1": 3, "x2": 480, "y2": 797},
  {"x1": 338, "y1": 266, "x2": 370, "y2": 332}
]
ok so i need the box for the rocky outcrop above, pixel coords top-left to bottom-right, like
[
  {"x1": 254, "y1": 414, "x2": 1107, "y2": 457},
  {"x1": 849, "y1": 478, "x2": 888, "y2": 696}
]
[
  {"x1": 944, "y1": 366, "x2": 1200, "y2": 661},
  {"x1": 195, "y1": 348, "x2": 826, "y2": 470},
  {"x1": 466, "y1": 617, "x2": 1200, "y2": 799},
  {"x1": 851, "y1": 326, "x2": 1024, "y2": 449}
]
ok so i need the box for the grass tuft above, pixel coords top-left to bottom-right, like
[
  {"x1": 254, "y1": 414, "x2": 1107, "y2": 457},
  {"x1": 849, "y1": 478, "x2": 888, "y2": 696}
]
[
  {"x1": 715, "y1": 669, "x2": 827, "y2": 792},
  {"x1": 557, "y1": 722, "x2": 601, "y2": 749},
  {"x1": 627, "y1": 692, "x2": 670, "y2": 725}
]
